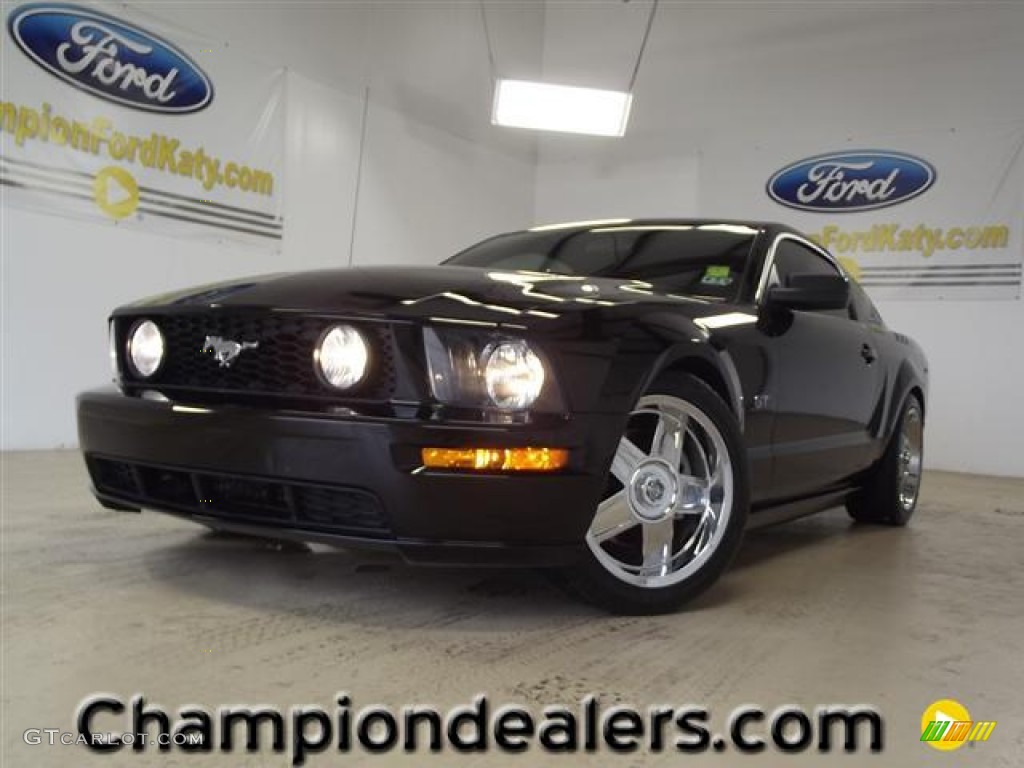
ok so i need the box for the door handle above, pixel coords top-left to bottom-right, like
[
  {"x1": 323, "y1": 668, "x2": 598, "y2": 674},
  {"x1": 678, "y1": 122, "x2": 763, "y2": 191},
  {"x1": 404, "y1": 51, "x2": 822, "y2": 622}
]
[{"x1": 860, "y1": 343, "x2": 877, "y2": 364}]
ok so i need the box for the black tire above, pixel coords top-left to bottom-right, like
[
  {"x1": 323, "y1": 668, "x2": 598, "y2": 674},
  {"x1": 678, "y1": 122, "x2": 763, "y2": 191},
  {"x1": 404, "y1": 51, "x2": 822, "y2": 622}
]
[
  {"x1": 847, "y1": 394, "x2": 924, "y2": 526},
  {"x1": 563, "y1": 373, "x2": 749, "y2": 615}
]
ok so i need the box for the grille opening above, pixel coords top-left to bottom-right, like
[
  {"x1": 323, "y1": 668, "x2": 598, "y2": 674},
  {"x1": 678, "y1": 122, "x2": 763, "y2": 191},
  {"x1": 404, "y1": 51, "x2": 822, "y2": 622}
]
[
  {"x1": 137, "y1": 466, "x2": 197, "y2": 506},
  {"x1": 117, "y1": 313, "x2": 396, "y2": 402},
  {"x1": 90, "y1": 458, "x2": 140, "y2": 496},
  {"x1": 200, "y1": 475, "x2": 290, "y2": 521},
  {"x1": 86, "y1": 457, "x2": 390, "y2": 538},
  {"x1": 294, "y1": 485, "x2": 388, "y2": 533}
]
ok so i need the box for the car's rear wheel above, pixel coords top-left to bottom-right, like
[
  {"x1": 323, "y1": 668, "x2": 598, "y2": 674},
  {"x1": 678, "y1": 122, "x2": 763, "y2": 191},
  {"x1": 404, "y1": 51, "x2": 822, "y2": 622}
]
[
  {"x1": 565, "y1": 373, "x2": 748, "y2": 615},
  {"x1": 847, "y1": 395, "x2": 924, "y2": 526}
]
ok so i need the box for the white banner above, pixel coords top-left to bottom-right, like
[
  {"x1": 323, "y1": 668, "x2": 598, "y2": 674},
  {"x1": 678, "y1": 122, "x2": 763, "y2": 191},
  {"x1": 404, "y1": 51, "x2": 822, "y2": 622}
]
[
  {"x1": 1, "y1": 1, "x2": 285, "y2": 249},
  {"x1": 700, "y1": 125, "x2": 1024, "y2": 300}
]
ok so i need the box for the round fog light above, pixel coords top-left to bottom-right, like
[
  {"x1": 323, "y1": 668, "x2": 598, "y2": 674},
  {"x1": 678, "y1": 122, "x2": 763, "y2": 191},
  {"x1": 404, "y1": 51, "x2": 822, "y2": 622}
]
[
  {"x1": 127, "y1": 320, "x2": 165, "y2": 378},
  {"x1": 315, "y1": 325, "x2": 369, "y2": 389}
]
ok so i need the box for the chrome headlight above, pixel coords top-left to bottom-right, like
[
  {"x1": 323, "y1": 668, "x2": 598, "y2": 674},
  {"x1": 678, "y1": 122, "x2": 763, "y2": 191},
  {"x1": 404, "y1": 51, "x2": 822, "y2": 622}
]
[
  {"x1": 127, "y1": 319, "x2": 164, "y2": 378},
  {"x1": 108, "y1": 320, "x2": 119, "y2": 381},
  {"x1": 315, "y1": 324, "x2": 369, "y2": 389},
  {"x1": 424, "y1": 328, "x2": 557, "y2": 412},
  {"x1": 483, "y1": 340, "x2": 545, "y2": 410}
]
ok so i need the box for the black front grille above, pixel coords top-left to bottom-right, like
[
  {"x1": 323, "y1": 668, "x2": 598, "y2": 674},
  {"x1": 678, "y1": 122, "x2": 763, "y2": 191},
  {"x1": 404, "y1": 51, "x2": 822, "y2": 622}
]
[
  {"x1": 88, "y1": 456, "x2": 390, "y2": 537},
  {"x1": 119, "y1": 313, "x2": 395, "y2": 401}
]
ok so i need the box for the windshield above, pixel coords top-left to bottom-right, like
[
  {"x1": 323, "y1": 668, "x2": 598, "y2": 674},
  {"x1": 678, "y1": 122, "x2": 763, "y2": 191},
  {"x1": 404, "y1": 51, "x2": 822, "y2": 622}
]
[{"x1": 445, "y1": 224, "x2": 760, "y2": 301}]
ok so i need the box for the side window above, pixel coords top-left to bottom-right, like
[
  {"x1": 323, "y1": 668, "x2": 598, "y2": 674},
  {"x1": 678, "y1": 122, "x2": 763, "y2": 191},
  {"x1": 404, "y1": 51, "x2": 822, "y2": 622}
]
[
  {"x1": 767, "y1": 239, "x2": 849, "y2": 317},
  {"x1": 771, "y1": 239, "x2": 841, "y2": 284}
]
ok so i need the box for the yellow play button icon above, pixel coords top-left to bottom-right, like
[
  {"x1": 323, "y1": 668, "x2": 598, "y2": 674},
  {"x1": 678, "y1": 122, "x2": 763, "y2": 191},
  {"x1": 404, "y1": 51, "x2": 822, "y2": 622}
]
[
  {"x1": 921, "y1": 698, "x2": 971, "y2": 751},
  {"x1": 94, "y1": 166, "x2": 139, "y2": 220}
]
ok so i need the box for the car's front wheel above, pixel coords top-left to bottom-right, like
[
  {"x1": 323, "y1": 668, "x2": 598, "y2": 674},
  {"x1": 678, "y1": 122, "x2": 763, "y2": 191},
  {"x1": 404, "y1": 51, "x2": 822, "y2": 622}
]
[{"x1": 565, "y1": 373, "x2": 749, "y2": 615}]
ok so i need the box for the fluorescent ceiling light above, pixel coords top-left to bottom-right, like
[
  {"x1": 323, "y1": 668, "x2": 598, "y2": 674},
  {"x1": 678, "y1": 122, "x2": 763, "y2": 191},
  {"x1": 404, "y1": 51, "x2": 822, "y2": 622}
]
[{"x1": 492, "y1": 79, "x2": 633, "y2": 137}]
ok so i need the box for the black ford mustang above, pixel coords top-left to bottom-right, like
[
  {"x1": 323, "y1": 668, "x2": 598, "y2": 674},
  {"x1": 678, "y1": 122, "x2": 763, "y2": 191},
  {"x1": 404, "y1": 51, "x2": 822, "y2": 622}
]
[{"x1": 78, "y1": 220, "x2": 928, "y2": 614}]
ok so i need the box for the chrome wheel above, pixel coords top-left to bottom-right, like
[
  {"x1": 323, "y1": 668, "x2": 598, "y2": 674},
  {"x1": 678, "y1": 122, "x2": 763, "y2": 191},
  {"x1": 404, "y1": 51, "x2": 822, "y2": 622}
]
[
  {"x1": 586, "y1": 394, "x2": 734, "y2": 589},
  {"x1": 898, "y1": 401, "x2": 923, "y2": 512}
]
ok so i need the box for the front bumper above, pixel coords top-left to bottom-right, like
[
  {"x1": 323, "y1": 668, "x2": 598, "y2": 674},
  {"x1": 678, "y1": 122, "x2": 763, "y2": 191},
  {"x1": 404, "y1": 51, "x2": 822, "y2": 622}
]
[{"x1": 77, "y1": 388, "x2": 620, "y2": 566}]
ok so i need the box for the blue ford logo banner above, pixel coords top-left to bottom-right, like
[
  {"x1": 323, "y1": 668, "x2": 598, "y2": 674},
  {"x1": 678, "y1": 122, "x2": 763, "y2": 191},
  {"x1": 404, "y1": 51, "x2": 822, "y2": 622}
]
[
  {"x1": 8, "y1": 3, "x2": 213, "y2": 114},
  {"x1": 767, "y1": 151, "x2": 935, "y2": 213}
]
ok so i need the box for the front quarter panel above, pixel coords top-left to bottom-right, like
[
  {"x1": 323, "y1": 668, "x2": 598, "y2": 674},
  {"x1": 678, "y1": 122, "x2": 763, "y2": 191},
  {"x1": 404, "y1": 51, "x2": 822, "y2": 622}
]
[
  {"x1": 564, "y1": 309, "x2": 733, "y2": 416},
  {"x1": 545, "y1": 305, "x2": 773, "y2": 497},
  {"x1": 880, "y1": 331, "x2": 929, "y2": 439}
]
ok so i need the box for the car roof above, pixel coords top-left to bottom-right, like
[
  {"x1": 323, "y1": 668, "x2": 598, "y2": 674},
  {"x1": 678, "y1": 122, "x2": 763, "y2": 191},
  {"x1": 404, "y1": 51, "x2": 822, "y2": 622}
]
[{"x1": 521, "y1": 218, "x2": 790, "y2": 236}]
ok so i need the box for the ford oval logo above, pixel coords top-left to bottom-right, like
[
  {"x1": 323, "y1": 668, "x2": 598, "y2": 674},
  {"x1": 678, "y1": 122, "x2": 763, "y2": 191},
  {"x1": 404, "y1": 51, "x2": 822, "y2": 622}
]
[
  {"x1": 8, "y1": 3, "x2": 213, "y2": 114},
  {"x1": 767, "y1": 151, "x2": 935, "y2": 213}
]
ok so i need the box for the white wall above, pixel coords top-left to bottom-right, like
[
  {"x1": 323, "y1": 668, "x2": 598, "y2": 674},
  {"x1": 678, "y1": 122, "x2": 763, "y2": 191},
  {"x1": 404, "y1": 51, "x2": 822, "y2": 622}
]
[
  {"x1": 351, "y1": 96, "x2": 536, "y2": 268},
  {"x1": 1, "y1": 1, "x2": 543, "y2": 449},
  {"x1": 5, "y1": 1, "x2": 1023, "y2": 477},
  {"x1": 535, "y1": 1, "x2": 1024, "y2": 477}
]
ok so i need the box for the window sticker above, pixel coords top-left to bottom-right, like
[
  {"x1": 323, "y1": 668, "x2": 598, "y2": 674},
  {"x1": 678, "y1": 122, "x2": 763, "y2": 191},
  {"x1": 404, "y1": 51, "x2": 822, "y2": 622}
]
[{"x1": 701, "y1": 265, "x2": 734, "y2": 286}]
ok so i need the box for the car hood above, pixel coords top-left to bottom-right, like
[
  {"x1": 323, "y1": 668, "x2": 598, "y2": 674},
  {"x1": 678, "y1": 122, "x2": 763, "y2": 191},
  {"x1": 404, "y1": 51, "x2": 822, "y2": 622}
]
[{"x1": 117, "y1": 265, "x2": 731, "y2": 327}]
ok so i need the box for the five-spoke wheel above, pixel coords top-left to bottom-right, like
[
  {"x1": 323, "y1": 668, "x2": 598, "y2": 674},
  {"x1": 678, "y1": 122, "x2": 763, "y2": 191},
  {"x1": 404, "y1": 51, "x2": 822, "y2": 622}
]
[
  {"x1": 587, "y1": 394, "x2": 734, "y2": 589},
  {"x1": 566, "y1": 374, "x2": 748, "y2": 614}
]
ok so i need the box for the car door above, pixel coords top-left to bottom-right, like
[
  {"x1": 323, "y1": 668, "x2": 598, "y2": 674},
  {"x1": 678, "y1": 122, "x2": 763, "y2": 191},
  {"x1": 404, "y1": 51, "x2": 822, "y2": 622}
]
[{"x1": 757, "y1": 235, "x2": 884, "y2": 499}]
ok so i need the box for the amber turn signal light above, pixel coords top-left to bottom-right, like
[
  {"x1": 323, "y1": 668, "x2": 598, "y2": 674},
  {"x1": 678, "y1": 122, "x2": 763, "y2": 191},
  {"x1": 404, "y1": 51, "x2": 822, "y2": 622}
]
[{"x1": 421, "y1": 447, "x2": 569, "y2": 472}]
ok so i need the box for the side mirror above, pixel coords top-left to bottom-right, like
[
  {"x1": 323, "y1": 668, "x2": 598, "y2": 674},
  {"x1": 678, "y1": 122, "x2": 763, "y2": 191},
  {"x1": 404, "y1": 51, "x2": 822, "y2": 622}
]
[{"x1": 766, "y1": 272, "x2": 850, "y2": 311}]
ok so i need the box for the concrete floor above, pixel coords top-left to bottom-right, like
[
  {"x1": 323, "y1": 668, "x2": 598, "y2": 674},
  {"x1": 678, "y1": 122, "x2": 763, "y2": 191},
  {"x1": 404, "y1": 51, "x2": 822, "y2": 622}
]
[{"x1": 1, "y1": 451, "x2": 1021, "y2": 767}]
